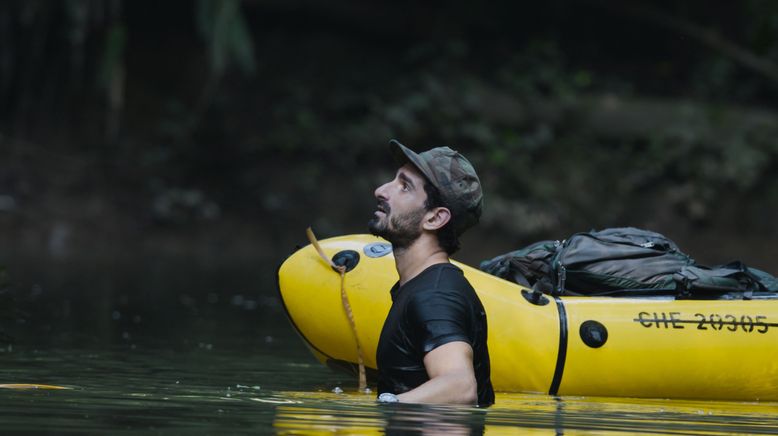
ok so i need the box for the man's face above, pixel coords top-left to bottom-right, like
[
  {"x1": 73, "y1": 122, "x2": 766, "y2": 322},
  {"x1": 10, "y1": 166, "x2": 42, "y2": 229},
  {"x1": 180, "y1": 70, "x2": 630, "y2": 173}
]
[{"x1": 368, "y1": 164, "x2": 429, "y2": 249}]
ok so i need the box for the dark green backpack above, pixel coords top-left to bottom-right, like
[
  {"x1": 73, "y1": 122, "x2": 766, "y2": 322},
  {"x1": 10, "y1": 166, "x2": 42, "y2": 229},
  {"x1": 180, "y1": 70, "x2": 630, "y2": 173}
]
[{"x1": 480, "y1": 227, "x2": 778, "y2": 298}]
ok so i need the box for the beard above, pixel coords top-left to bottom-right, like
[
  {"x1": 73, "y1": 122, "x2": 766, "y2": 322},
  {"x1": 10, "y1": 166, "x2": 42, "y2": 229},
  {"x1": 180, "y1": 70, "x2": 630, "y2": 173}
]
[{"x1": 368, "y1": 202, "x2": 426, "y2": 250}]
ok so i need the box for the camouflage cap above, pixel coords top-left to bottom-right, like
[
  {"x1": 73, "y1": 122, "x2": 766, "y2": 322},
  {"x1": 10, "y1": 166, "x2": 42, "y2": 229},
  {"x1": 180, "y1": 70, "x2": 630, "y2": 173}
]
[{"x1": 389, "y1": 139, "x2": 483, "y2": 236}]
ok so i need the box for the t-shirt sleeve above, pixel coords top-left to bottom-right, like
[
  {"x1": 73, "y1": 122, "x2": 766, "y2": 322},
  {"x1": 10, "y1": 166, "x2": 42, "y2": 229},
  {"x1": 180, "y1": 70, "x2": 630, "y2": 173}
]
[{"x1": 407, "y1": 289, "x2": 472, "y2": 354}]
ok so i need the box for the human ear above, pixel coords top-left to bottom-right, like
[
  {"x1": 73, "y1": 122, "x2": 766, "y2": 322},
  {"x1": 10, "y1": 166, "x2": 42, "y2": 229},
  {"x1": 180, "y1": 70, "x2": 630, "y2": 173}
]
[{"x1": 423, "y1": 207, "x2": 451, "y2": 231}]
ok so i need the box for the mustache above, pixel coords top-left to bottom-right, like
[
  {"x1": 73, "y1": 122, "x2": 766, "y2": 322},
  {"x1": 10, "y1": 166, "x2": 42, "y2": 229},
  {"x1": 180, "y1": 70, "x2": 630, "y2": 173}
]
[{"x1": 377, "y1": 200, "x2": 390, "y2": 214}]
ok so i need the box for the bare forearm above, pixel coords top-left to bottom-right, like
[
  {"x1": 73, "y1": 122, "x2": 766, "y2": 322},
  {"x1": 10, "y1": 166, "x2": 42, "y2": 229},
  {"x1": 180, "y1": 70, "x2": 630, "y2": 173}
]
[{"x1": 396, "y1": 371, "x2": 477, "y2": 404}]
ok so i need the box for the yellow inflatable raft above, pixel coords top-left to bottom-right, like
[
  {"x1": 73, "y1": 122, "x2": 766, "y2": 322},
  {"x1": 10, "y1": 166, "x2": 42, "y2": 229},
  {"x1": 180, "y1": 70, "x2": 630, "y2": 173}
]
[{"x1": 277, "y1": 234, "x2": 778, "y2": 401}]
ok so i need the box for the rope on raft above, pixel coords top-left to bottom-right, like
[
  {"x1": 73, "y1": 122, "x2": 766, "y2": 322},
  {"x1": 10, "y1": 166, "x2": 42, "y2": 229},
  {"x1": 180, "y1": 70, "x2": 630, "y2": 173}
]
[{"x1": 306, "y1": 227, "x2": 368, "y2": 393}]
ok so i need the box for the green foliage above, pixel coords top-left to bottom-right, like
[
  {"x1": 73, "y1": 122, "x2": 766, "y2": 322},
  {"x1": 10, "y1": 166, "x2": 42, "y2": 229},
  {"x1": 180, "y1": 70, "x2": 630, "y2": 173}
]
[
  {"x1": 0, "y1": 266, "x2": 6, "y2": 290},
  {"x1": 3, "y1": 1, "x2": 778, "y2": 245},
  {"x1": 196, "y1": 0, "x2": 256, "y2": 77},
  {"x1": 232, "y1": 33, "x2": 777, "y2": 238},
  {"x1": 746, "y1": 0, "x2": 778, "y2": 57},
  {"x1": 98, "y1": 24, "x2": 126, "y2": 90}
]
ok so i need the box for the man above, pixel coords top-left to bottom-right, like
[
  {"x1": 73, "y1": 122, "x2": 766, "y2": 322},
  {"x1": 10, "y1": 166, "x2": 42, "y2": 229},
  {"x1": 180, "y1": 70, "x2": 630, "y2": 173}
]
[{"x1": 368, "y1": 139, "x2": 494, "y2": 407}]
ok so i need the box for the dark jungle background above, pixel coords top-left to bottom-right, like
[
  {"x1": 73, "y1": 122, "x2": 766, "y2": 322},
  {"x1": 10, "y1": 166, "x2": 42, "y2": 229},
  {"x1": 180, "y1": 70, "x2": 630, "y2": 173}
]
[{"x1": 1, "y1": 0, "x2": 777, "y2": 347}]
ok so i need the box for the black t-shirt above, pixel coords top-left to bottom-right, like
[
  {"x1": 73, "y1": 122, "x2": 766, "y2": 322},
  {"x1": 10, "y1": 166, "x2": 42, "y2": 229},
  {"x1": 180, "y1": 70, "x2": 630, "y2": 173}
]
[{"x1": 376, "y1": 263, "x2": 495, "y2": 406}]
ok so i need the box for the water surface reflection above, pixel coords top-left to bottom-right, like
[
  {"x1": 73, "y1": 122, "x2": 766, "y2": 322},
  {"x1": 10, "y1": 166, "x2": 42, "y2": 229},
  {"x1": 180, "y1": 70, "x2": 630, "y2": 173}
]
[
  {"x1": 274, "y1": 390, "x2": 778, "y2": 435},
  {"x1": 2, "y1": 340, "x2": 778, "y2": 433},
  {"x1": 2, "y1": 256, "x2": 778, "y2": 434}
]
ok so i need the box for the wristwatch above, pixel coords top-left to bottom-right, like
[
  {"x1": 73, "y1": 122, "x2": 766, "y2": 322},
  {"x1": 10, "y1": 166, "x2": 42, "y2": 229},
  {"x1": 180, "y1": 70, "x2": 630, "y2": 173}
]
[{"x1": 377, "y1": 392, "x2": 399, "y2": 403}]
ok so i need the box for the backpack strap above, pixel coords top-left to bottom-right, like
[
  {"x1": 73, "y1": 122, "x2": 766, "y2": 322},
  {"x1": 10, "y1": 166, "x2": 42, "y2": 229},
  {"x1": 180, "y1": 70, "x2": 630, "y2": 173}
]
[
  {"x1": 554, "y1": 264, "x2": 567, "y2": 296},
  {"x1": 511, "y1": 270, "x2": 531, "y2": 288},
  {"x1": 674, "y1": 263, "x2": 762, "y2": 299}
]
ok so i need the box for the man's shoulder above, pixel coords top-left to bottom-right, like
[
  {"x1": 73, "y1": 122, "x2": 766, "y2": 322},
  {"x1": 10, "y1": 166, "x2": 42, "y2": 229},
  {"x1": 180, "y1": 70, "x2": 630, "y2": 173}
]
[
  {"x1": 412, "y1": 263, "x2": 469, "y2": 289},
  {"x1": 407, "y1": 265, "x2": 478, "y2": 307}
]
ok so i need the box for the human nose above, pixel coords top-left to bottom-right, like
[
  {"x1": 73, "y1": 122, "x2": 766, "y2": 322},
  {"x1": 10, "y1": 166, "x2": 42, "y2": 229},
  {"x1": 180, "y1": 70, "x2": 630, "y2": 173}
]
[{"x1": 374, "y1": 180, "x2": 390, "y2": 201}]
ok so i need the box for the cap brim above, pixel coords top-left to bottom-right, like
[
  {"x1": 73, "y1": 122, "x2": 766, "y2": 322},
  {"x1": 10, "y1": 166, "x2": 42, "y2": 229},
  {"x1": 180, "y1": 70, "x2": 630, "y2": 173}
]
[{"x1": 388, "y1": 139, "x2": 436, "y2": 185}]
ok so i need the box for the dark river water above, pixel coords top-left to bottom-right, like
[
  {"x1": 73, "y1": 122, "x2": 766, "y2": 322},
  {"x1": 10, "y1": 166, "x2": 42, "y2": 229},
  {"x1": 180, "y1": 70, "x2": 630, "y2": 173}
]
[{"x1": 2, "y1": 254, "x2": 778, "y2": 434}]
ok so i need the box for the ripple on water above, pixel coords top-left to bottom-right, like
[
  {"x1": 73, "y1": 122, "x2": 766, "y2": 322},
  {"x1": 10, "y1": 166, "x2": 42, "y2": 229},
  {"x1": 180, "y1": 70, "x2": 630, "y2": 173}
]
[{"x1": 2, "y1": 347, "x2": 778, "y2": 434}]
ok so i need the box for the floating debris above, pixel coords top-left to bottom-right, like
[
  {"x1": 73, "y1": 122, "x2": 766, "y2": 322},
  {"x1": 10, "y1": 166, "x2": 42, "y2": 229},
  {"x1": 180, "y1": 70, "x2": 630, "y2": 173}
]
[
  {"x1": 0, "y1": 384, "x2": 71, "y2": 390},
  {"x1": 249, "y1": 397, "x2": 300, "y2": 404}
]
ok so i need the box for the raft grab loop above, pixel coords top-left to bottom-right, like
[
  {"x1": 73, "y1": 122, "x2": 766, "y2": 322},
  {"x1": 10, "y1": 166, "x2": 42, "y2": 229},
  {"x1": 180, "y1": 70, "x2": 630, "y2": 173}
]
[
  {"x1": 332, "y1": 250, "x2": 360, "y2": 273},
  {"x1": 305, "y1": 227, "x2": 369, "y2": 393},
  {"x1": 522, "y1": 286, "x2": 550, "y2": 306}
]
